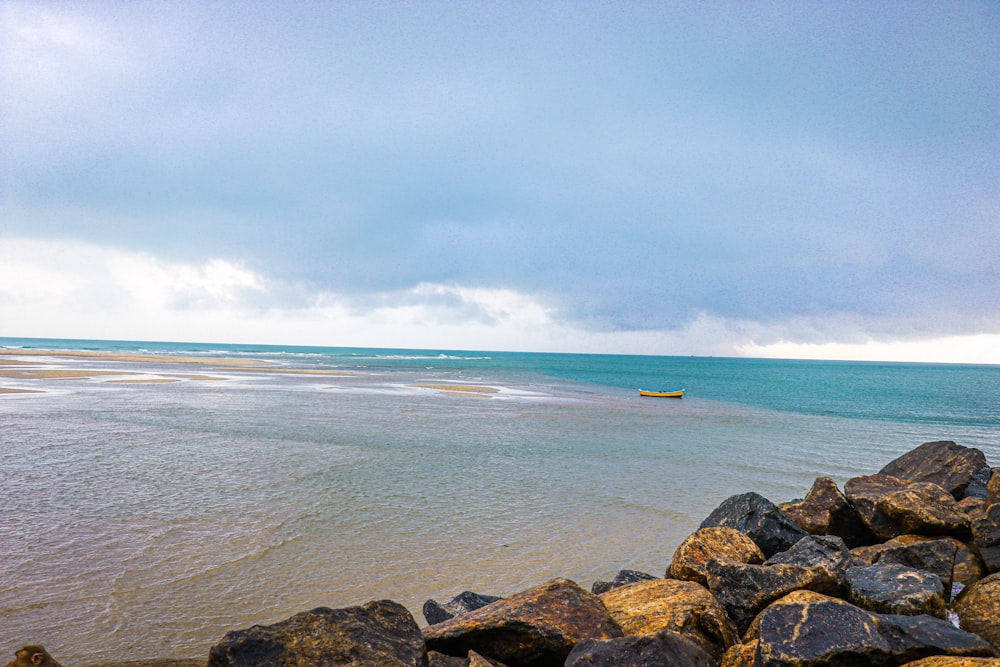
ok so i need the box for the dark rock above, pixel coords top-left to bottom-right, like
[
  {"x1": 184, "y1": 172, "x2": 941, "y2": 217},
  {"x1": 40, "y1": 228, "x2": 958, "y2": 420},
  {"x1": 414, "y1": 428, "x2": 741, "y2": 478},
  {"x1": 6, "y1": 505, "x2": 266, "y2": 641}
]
[
  {"x1": 965, "y1": 467, "x2": 993, "y2": 501},
  {"x1": 699, "y1": 491, "x2": 808, "y2": 558},
  {"x1": 428, "y1": 652, "x2": 467, "y2": 667},
  {"x1": 972, "y1": 503, "x2": 1000, "y2": 573},
  {"x1": 954, "y1": 572, "x2": 1000, "y2": 652},
  {"x1": 845, "y1": 475, "x2": 970, "y2": 541},
  {"x1": 564, "y1": 631, "x2": 716, "y2": 667},
  {"x1": 844, "y1": 562, "x2": 946, "y2": 618},
  {"x1": 875, "y1": 537, "x2": 957, "y2": 599},
  {"x1": 207, "y1": 600, "x2": 426, "y2": 667},
  {"x1": 598, "y1": 577, "x2": 735, "y2": 660},
  {"x1": 778, "y1": 476, "x2": 874, "y2": 547},
  {"x1": 765, "y1": 534, "x2": 855, "y2": 570},
  {"x1": 705, "y1": 558, "x2": 838, "y2": 635},
  {"x1": 880, "y1": 441, "x2": 987, "y2": 500},
  {"x1": 666, "y1": 526, "x2": 763, "y2": 586},
  {"x1": 424, "y1": 592, "x2": 503, "y2": 625},
  {"x1": 989, "y1": 468, "x2": 1000, "y2": 506},
  {"x1": 84, "y1": 662, "x2": 204, "y2": 667},
  {"x1": 590, "y1": 570, "x2": 657, "y2": 595},
  {"x1": 754, "y1": 592, "x2": 997, "y2": 665},
  {"x1": 422, "y1": 578, "x2": 622, "y2": 667}
]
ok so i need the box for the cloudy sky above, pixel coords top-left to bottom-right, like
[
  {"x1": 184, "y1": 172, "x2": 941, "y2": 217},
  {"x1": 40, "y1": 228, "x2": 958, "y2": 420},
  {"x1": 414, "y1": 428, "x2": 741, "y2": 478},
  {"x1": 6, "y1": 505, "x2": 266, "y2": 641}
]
[{"x1": 1, "y1": 1, "x2": 998, "y2": 362}]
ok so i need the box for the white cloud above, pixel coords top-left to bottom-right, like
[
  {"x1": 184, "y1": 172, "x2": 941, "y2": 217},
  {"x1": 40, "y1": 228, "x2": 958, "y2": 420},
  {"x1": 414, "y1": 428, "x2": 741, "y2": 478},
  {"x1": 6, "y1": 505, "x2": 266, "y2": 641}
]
[{"x1": 1, "y1": 237, "x2": 997, "y2": 364}]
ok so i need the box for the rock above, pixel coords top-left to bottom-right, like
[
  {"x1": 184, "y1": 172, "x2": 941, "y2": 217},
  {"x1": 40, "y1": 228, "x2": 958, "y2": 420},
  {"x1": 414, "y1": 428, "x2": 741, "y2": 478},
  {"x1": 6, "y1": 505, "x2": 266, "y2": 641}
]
[
  {"x1": 720, "y1": 640, "x2": 758, "y2": 667},
  {"x1": 667, "y1": 526, "x2": 764, "y2": 586},
  {"x1": 961, "y1": 497, "x2": 989, "y2": 518},
  {"x1": 765, "y1": 534, "x2": 855, "y2": 570},
  {"x1": 777, "y1": 476, "x2": 874, "y2": 547},
  {"x1": 599, "y1": 577, "x2": 735, "y2": 660},
  {"x1": 900, "y1": 658, "x2": 1000, "y2": 666},
  {"x1": 878, "y1": 482, "x2": 972, "y2": 539},
  {"x1": 843, "y1": 562, "x2": 946, "y2": 618},
  {"x1": 84, "y1": 662, "x2": 204, "y2": 667},
  {"x1": 972, "y1": 504, "x2": 1000, "y2": 573},
  {"x1": 564, "y1": 631, "x2": 716, "y2": 667},
  {"x1": 742, "y1": 590, "x2": 833, "y2": 643},
  {"x1": 207, "y1": 600, "x2": 426, "y2": 667},
  {"x1": 424, "y1": 592, "x2": 503, "y2": 625},
  {"x1": 754, "y1": 592, "x2": 996, "y2": 665},
  {"x1": 589, "y1": 570, "x2": 657, "y2": 595},
  {"x1": 987, "y1": 468, "x2": 1000, "y2": 505},
  {"x1": 965, "y1": 467, "x2": 994, "y2": 501},
  {"x1": 880, "y1": 440, "x2": 987, "y2": 499},
  {"x1": 851, "y1": 534, "x2": 985, "y2": 588},
  {"x1": 874, "y1": 537, "x2": 958, "y2": 598},
  {"x1": 699, "y1": 491, "x2": 808, "y2": 558},
  {"x1": 422, "y1": 578, "x2": 622, "y2": 667},
  {"x1": 428, "y1": 652, "x2": 468, "y2": 667},
  {"x1": 954, "y1": 572, "x2": 1000, "y2": 652},
  {"x1": 845, "y1": 475, "x2": 970, "y2": 541},
  {"x1": 705, "y1": 558, "x2": 838, "y2": 635}
]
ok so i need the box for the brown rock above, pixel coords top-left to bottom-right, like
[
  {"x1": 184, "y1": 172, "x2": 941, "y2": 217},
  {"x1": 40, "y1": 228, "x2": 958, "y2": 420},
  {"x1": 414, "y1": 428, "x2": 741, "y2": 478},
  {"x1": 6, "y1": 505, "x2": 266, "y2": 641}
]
[
  {"x1": 987, "y1": 468, "x2": 1000, "y2": 506},
  {"x1": 705, "y1": 558, "x2": 839, "y2": 635},
  {"x1": 880, "y1": 440, "x2": 987, "y2": 499},
  {"x1": 599, "y1": 578, "x2": 736, "y2": 660},
  {"x1": 720, "y1": 640, "x2": 758, "y2": 667},
  {"x1": 699, "y1": 492, "x2": 808, "y2": 558},
  {"x1": 422, "y1": 578, "x2": 622, "y2": 667},
  {"x1": 778, "y1": 476, "x2": 873, "y2": 547},
  {"x1": 428, "y1": 652, "x2": 467, "y2": 667},
  {"x1": 954, "y1": 572, "x2": 1000, "y2": 652},
  {"x1": 207, "y1": 600, "x2": 426, "y2": 667},
  {"x1": 878, "y1": 482, "x2": 972, "y2": 539},
  {"x1": 845, "y1": 474, "x2": 915, "y2": 539},
  {"x1": 961, "y1": 497, "x2": 988, "y2": 518},
  {"x1": 901, "y1": 658, "x2": 1000, "y2": 666},
  {"x1": 972, "y1": 503, "x2": 1000, "y2": 573},
  {"x1": 667, "y1": 526, "x2": 764, "y2": 586},
  {"x1": 851, "y1": 535, "x2": 986, "y2": 588}
]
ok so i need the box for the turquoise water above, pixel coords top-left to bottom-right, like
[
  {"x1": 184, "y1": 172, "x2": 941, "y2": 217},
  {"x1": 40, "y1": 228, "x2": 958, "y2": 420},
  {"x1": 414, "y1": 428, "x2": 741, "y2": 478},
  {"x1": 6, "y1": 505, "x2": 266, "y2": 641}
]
[{"x1": 1, "y1": 338, "x2": 997, "y2": 663}]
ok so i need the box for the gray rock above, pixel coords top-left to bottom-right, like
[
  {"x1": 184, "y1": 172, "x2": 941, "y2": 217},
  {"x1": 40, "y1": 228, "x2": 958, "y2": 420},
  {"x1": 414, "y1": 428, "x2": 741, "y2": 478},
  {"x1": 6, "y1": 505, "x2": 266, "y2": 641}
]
[
  {"x1": 207, "y1": 600, "x2": 426, "y2": 667},
  {"x1": 972, "y1": 503, "x2": 1000, "y2": 573},
  {"x1": 699, "y1": 492, "x2": 808, "y2": 558},
  {"x1": 565, "y1": 631, "x2": 715, "y2": 667},
  {"x1": 844, "y1": 563, "x2": 946, "y2": 618},
  {"x1": 873, "y1": 537, "x2": 957, "y2": 599},
  {"x1": 590, "y1": 570, "x2": 657, "y2": 595},
  {"x1": 423, "y1": 592, "x2": 503, "y2": 625}
]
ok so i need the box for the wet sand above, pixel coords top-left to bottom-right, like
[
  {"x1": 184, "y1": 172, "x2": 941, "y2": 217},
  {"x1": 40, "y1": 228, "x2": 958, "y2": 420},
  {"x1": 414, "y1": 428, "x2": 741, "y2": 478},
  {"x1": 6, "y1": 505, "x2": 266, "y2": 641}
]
[
  {"x1": 0, "y1": 349, "x2": 267, "y2": 366},
  {"x1": 411, "y1": 384, "x2": 500, "y2": 394}
]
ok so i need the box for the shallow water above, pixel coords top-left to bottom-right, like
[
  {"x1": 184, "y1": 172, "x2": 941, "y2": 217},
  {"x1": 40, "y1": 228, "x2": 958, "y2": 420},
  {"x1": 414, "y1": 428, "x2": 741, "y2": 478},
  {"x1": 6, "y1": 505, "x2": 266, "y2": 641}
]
[{"x1": 1, "y1": 340, "x2": 997, "y2": 663}]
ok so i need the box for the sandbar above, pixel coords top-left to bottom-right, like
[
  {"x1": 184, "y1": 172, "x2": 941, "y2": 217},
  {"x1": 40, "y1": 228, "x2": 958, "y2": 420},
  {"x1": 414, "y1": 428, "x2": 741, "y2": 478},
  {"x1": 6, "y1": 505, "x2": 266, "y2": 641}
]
[
  {"x1": 108, "y1": 378, "x2": 179, "y2": 383},
  {"x1": 0, "y1": 368, "x2": 136, "y2": 380},
  {"x1": 230, "y1": 368, "x2": 352, "y2": 376},
  {"x1": 411, "y1": 384, "x2": 500, "y2": 394},
  {"x1": 0, "y1": 349, "x2": 265, "y2": 367},
  {"x1": 0, "y1": 387, "x2": 43, "y2": 393}
]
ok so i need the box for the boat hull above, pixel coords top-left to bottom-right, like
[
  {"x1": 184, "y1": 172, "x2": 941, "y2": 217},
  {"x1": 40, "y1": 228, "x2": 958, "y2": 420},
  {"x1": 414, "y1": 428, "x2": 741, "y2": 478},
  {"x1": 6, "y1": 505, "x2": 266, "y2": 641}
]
[{"x1": 638, "y1": 389, "x2": 685, "y2": 398}]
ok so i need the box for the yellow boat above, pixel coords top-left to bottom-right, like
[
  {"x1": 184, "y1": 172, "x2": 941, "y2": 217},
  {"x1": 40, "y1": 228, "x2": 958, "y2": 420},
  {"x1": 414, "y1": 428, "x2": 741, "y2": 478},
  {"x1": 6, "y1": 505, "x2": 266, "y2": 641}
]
[{"x1": 638, "y1": 388, "x2": 685, "y2": 398}]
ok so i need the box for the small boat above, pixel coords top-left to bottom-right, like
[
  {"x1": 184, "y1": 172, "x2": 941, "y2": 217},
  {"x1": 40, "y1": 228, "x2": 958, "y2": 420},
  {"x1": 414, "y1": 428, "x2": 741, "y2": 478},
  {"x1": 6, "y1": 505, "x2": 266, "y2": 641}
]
[{"x1": 639, "y1": 388, "x2": 685, "y2": 398}]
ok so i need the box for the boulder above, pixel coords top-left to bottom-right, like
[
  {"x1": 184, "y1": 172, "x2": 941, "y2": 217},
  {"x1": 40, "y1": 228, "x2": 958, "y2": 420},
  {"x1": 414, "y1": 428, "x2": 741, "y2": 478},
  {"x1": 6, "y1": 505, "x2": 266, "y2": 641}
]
[
  {"x1": 845, "y1": 475, "x2": 970, "y2": 541},
  {"x1": 599, "y1": 578, "x2": 735, "y2": 660},
  {"x1": 972, "y1": 504, "x2": 1000, "y2": 573},
  {"x1": 590, "y1": 570, "x2": 657, "y2": 595},
  {"x1": 667, "y1": 526, "x2": 764, "y2": 586},
  {"x1": 720, "y1": 640, "x2": 758, "y2": 667},
  {"x1": 424, "y1": 592, "x2": 503, "y2": 625},
  {"x1": 954, "y1": 572, "x2": 1000, "y2": 652},
  {"x1": 874, "y1": 537, "x2": 958, "y2": 598},
  {"x1": 699, "y1": 492, "x2": 808, "y2": 558},
  {"x1": 564, "y1": 631, "x2": 716, "y2": 667},
  {"x1": 705, "y1": 558, "x2": 838, "y2": 635},
  {"x1": 880, "y1": 441, "x2": 987, "y2": 499},
  {"x1": 422, "y1": 578, "x2": 622, "y2": 667},
  {"x1": 742, "y1": 590, "x2": 832, "y2": 643},
  {"x1": 754, "y1": 592, "x2": 996, "y2": 665},
  {"x1": 851, "y1": 534, "x2": 985, "y2": 588},
  {"x1": 428, "y1": 652, "x2": 467, "y2": 667},
  {"x1": 765, "y1": 534, "x2": 856, "y2": 571},
  {"x1": 778, "y1": 476, "x2": 874, "y2": 547},
  {"x1": 207, "y1": 600, "x2": 426, "y2": 667},
  {"x1": 965, "y1": 467, "x2": 994, "y2": 501},
  {"x1": 900, "y1": 658, "x2": 1000, "y2": 666},
  {"x1": 987, "y1": 468, "x2": 1000, "y2": 505},
  {"x1": 843, "y1": 562, "x2": 946, "y2": 618}
]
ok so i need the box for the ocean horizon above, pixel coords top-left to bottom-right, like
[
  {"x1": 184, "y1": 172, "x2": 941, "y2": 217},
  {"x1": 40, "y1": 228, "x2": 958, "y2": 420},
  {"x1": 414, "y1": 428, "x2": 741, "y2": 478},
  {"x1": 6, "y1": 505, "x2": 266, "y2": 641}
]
[{"x1": 2, "y1": 337, "x2": 998, "y2": 663}]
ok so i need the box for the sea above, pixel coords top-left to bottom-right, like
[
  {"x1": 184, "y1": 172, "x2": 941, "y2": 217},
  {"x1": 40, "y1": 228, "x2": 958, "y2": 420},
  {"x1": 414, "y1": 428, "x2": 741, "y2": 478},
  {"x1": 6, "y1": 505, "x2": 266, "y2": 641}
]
[{"x1": 1, "y1": 337, "x2": 998, "y2": 663}]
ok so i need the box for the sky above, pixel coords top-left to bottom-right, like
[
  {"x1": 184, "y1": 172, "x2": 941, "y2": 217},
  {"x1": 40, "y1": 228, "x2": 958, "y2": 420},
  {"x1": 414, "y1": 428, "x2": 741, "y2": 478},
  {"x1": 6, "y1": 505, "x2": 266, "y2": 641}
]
[{"x1": 1, "y1": 1, "x2": 998, "y2": 362}]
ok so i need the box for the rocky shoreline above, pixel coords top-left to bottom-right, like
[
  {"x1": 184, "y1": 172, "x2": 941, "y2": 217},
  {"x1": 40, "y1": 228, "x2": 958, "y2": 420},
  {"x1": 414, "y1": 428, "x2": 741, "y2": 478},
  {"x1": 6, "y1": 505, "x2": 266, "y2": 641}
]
[{"x1": 47, "y1": 440, "x2": 1000, "y2": 666}]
